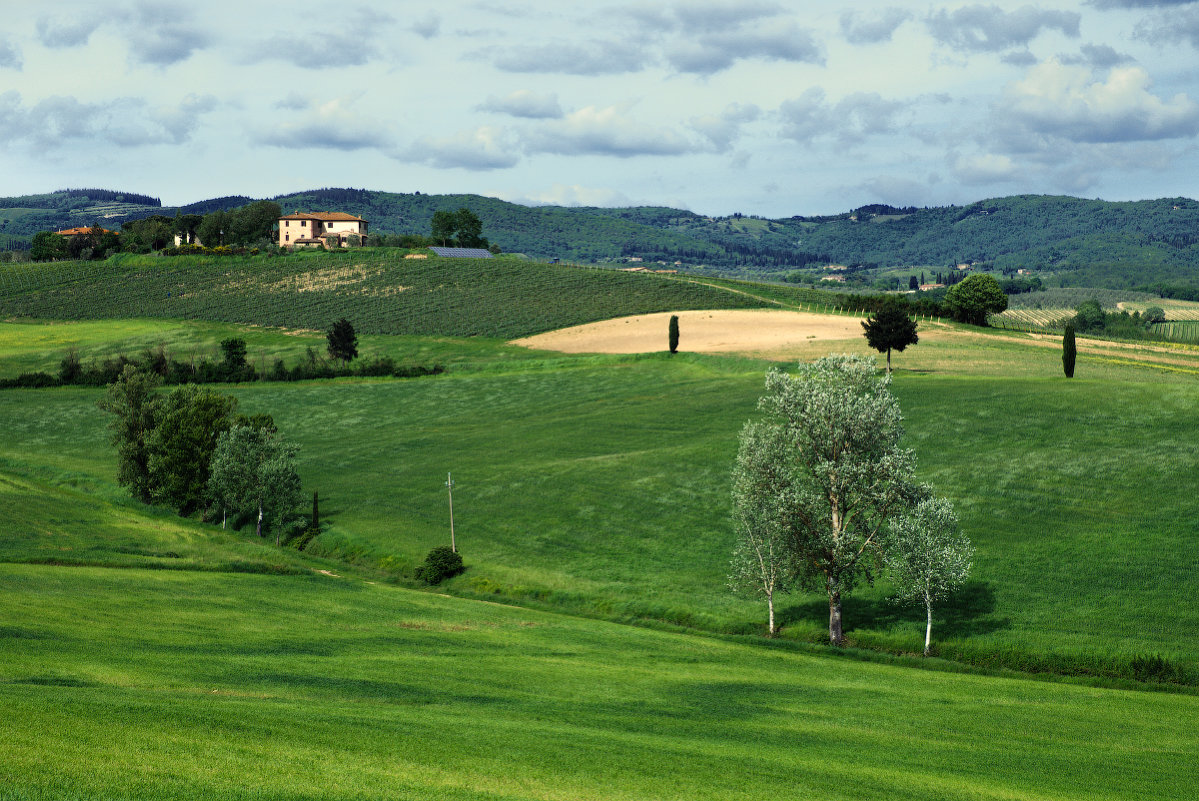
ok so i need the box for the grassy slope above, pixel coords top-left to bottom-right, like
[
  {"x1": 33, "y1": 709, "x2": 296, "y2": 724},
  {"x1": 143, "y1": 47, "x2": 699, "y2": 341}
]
[
  {"x1": 2, "y1": 555, "x2": 1197, "y2": 800},
  {"x1": 3, "y1": 321, "x2": 1199, "y2": 674}
]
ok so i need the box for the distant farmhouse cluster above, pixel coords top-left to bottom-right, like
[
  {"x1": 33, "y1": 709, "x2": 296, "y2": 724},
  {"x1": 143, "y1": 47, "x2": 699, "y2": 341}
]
[{"x1": 278, "y1": 211, "x2": 369, "y2": 248}]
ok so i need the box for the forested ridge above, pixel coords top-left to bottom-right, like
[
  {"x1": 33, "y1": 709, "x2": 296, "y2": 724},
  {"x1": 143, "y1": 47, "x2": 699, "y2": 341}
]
[{"x1": 4, "y1": 188, "x2": 1199, "y2": 287}]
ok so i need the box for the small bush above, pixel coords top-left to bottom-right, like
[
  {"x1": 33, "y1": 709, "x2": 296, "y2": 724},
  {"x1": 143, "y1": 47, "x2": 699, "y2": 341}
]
[
  {"x1": 415, "y1": 546, "x2": 464, "y2": 585},
  {"x1": 1131, "y1": 653, "x2": 1188, "y2": 684}
]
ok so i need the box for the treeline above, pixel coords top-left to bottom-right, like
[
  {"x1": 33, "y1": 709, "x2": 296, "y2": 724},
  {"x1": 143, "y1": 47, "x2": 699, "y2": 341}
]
[
  {"x1": 29, "y1": 200, "x2": 284, "y2": 260},
  {"x1": 1, "y1": 339, "x2": 444, "y2": 390},
  {"x1": 619, "y1": 241, "x2": 834, "y2": 269},
  {"x1": 0, "y1": 188, "x2": 161, "y2": 209}
]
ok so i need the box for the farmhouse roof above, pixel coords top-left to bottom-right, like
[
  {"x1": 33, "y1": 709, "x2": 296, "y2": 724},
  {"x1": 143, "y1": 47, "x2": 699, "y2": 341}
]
[
  {"x1": 280, "y1": 211, "x2": 367, "y2": 222},
  {"x1": 55, "y1": 226, "x2": 117, "y2": 236},
  {"x1": 429, "y1": 247, "x2": 493, "y2": 258}
]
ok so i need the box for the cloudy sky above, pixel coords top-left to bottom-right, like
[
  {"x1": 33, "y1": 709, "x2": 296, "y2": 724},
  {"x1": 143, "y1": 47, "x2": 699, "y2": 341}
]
[{"x1": 2, "y1": 0, "x2": 1198, "y2": 216}]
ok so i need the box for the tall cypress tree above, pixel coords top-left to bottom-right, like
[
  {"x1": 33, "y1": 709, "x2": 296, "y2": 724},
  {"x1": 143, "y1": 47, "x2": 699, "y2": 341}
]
[
  {"x1": 1063, "y1": 324, "x2": 1076, "y2": 378},
  {"x1": 668, "y1": 315, "x2": 680, "y2": 354}
]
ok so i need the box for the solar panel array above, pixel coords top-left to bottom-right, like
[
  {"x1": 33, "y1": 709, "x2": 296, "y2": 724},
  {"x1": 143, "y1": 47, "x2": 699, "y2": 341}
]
[{"x1": 428, "y1": 247, "x2": 494, "y2": 259}]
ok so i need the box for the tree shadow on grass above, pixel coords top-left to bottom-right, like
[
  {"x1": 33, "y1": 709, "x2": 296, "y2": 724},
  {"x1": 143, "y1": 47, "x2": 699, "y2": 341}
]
[{"x1": 776, "y1": 581, "x2": 1009, "y2": 638}]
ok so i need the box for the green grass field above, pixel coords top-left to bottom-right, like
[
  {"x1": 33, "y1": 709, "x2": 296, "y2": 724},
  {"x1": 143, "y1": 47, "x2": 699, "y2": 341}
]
[
  {"x1": 4, "y1": 265, "x2": 1199, "y2": 797},
  {"x1": 3, "y1": 321, "x2": 1198, "y2": 677},
  {"x1": 2, "y1": 559, "x2": 1197, "y2": 801}
]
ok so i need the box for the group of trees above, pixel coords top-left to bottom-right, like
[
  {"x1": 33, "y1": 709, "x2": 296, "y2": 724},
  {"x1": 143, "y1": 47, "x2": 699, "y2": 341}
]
[
  {"x1": 730, "y1": 356, "x2": 972, "y2": 654},
  {"x1": 430, "y1": 207, "x2": 489, "y2": 249},
  {"x1": 29, "y1": 201, "x2": 286, "y2": 261},
  {"x1": 1071, "y1": 298, "x2": 1164, "y2": 338},
  {"x1": 98, "y1": 366, "x2": 304, "y2": 539},
  {"x1": 30, "y1": 226, "x2": 120, "y2": 261}
]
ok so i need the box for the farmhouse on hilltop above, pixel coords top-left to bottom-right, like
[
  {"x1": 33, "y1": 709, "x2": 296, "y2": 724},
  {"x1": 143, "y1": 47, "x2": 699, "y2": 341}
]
[
  {"x1": 56, "y1": 225, "x2": 118, "y2": 238},
  {"x1": 279, "y1": 211, "x2": 368, "y2": 248}
]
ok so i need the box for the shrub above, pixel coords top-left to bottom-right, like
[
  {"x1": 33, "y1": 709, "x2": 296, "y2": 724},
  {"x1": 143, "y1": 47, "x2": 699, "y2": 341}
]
[{"x1": 415, "y1": 545, "x2": 464, "y2": 585}]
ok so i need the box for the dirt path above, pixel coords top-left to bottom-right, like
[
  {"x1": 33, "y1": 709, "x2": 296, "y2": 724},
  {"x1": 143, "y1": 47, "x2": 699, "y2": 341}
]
[{"x1": 511, "y1": 310, "x2": 865, "y2": 354}]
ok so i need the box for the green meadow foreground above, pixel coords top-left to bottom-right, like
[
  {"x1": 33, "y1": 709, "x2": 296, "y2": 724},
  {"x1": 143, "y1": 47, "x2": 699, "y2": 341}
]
[
  {"x1": 2, "y1": 559, "x2": 1197, "y2": 801},
  {"x1": 3, "y1": 255, "x2": 1199, "y2": 797}
]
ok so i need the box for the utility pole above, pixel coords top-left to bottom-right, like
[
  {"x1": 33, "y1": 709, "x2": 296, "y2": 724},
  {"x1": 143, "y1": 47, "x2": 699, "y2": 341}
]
[{"x1": 445, "y1": 472, "x2": 456, "y2": 552}]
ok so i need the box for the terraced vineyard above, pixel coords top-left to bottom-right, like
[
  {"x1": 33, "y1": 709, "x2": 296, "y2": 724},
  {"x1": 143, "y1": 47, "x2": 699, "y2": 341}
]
[
  {"x1": 1151, "y1": 321, "x2": 1199, "y2": 343},
  {"x1": 991, "y1": 308, "x2": 1071, "y2": 329},
  {"x1": 1120, "y1": 299, "x2": 1199, "y2": 320},
  {"x1": 0, "y1": 251, "x2": 771, "y2": 338}
]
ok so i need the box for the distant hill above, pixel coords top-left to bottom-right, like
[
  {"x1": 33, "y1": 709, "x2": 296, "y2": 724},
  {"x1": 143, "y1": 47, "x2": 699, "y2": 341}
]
[{"x1": 4, "y1": 188, "x2": 1199, "y2": 288}]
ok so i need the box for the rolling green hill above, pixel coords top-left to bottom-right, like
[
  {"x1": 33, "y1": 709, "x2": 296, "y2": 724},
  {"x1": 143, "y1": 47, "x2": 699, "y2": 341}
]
[
  {"x1": 4, "y1": 264, "x2": 1199, "y2": 797},
  {"x1": 6, "y1": 188, "x2": 1199, "y2": 289},
  {"x1": 0, "y1": 251, "x2": 781, "y2": 338}
]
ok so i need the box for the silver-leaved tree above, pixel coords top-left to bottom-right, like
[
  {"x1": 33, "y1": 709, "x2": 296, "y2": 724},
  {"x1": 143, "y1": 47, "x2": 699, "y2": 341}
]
[
  {"x1": 884, "y1": 495, "x2": 973, "y2": 656},
  {"x1": 732, "y1": 354, "x2": 919, "y2": 645}
]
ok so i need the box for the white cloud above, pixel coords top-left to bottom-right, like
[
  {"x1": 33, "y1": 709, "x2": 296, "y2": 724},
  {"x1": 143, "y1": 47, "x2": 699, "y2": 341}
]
[
  {"x1": 35, "y1": 16, "x2": 94, "y2": 49},
  {"x1": 952, "y1": 152, "x2": 1021, "y2": 184},
  {"x1": 665, "y1": 22, "x2": 825, "y2": 74},
  {"x1": 504, "y1": 183, "x2": 634, "y2": 207},
  {"x1": 927, "y1": 5, "x2": 1080, "y2": 52},
  {"x1": 998, "y1": 60, "x2": 1199, "y2": 143},
  {"x1": 0, "y1": 36, "x2": 21, "y2": 70},
  {"x1": 779, "y1": 89, "x2": 906, "y2": 146},
  {"x1": 257, "y1": 98, "x2": 393, "y2": 151},
  {"x1": 840, "y1": 8, "x2": 913, "y2": 44},
  {"x1": 690, "y1": 103, "x2": 761, "y2": 152},
  {"x1": 411, "y1": 12, "x2": 440, "y2": 39},
  {"x1": 0, "y1": 91, "x2": 218, "y2": 150},
  {"x1": 483, "y1": 40, "x2": 651, "y2": 75},
  {"x1": 523, "y1": 106, "x2": 704, "y2": 157},
  {"x1": 476, "y1": 91, "x2": 563, "y2": 119},
  {"x1": 1133, "y1": 4, "x2": 1199, "y2": 49},
  {"x1": 400, "y1": 126, "x2": 520, "y2": 170}
]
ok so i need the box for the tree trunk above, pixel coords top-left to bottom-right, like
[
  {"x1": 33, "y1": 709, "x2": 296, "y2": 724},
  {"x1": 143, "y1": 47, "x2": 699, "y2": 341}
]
[
  {"x1": 828, "y1": 583, "x2": 844, "y2": 646},
  {"x1": 256, "y1": 500, "x2": 263, "y2": 539},
  {"x1": 886, "y1": 348, "x2": 892, "y2": 373},
  {"x1": 767, "y1": 590, "x2": 776, "y2": 637},
  {"x1": 924, "y1": 592, "x2": 933, "y2": 657}
]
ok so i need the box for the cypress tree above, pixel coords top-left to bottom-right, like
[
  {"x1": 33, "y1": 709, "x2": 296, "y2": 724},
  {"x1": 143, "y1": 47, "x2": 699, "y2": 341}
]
[
  {"x1": 1063, "y1": 324, "x2": 1076, "y2": 378},
  {"x1": 668, "y1": 315, "x2": 679, "y2": 354},
  {"x1": 311, "y1": 490, "x2": 320, "y2": 531}
]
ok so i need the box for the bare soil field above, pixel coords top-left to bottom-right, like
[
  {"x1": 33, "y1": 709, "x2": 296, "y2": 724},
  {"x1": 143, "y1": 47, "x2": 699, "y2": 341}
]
[{"x1": 512, "y1": 310, "x2": 865, "y2": 355}]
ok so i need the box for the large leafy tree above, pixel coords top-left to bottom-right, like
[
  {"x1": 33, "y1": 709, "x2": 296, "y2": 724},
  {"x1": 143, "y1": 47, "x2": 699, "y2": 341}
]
[
  {"x1": 734, "y1": 355, "x2": 917, "y2": 645},
  {"x1": 96, "y1": 365, "x2": 162, "y2": 503},
  {"x1": 225, "y1": 201, "x2": 281, "y2": 246},
  {"x1": 884, "y1": 495, "x2": 973, "y2": 656},
  {"x1": 454, "y1": 208, "x2": 487, "y2": 249},
  {"x1": 121, "y1": 215, "x2": 174, "y2": 253},
  {"x1": 29, "y1": 231, "x2": 67, "y2": 262},
  {"x1": 430, "y1": 210, "x2": 457, "y2": 246},
  {"x1": 861, "y1": 300, "x2": 918, "y2": 372},
  {"x1": 209, "y1": 425, "x2": 303, "y2": 544},
  {"x1": 147, "y1": 385, "x2": 239, "y2": 516},
  {"x1": 429, "y1": 207, "x2": 489, "y2": 248},
  {"x1": 944, "y1": 273, "x2": 1007, "y2": 326}
]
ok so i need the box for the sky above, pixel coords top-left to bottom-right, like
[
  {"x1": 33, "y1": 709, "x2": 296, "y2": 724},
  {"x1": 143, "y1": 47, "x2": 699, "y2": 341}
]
[{"x1": 1, "y1": 0, "x2": 1198, "y2": 217}]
